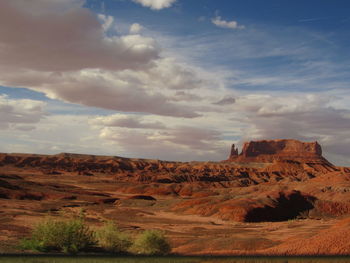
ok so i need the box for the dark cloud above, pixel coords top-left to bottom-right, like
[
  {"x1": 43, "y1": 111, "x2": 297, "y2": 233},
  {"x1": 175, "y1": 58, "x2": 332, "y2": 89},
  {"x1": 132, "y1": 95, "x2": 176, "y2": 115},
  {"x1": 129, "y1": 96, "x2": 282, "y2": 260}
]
[
  {"x1": 0, "y1": 1, "x2": 159, "y2": 72},
  {"x1": 213, "y1": 96, "x2": 236, "y2": 105}
]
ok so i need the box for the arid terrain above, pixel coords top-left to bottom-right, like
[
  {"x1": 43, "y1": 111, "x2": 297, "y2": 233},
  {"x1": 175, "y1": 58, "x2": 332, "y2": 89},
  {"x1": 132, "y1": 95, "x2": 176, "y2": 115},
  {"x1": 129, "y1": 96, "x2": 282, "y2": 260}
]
[{"x1": 0, "y1": 139, "x2": 350, "y2": 255}]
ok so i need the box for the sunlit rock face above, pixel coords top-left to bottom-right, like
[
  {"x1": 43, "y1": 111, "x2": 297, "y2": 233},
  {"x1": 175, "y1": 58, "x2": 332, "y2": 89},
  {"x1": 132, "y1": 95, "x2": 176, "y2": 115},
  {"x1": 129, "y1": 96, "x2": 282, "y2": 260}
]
[{"x1": 227, "y1": 139, "x2": 328, "y2": 163}]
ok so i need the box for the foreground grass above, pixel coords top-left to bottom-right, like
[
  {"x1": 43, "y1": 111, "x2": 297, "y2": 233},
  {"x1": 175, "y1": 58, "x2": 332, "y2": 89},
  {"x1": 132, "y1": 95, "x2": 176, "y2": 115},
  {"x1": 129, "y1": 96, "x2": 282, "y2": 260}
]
[{"x1": 0, "y1": 256, "x2": 350, "y2": 263}]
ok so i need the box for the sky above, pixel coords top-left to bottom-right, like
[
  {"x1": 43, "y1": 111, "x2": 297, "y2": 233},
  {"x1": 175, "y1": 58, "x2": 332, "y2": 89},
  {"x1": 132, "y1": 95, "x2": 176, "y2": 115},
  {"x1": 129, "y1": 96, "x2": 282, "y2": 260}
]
[{"x1": 0, "y1": 0, "x2": 350, "y2": 165}]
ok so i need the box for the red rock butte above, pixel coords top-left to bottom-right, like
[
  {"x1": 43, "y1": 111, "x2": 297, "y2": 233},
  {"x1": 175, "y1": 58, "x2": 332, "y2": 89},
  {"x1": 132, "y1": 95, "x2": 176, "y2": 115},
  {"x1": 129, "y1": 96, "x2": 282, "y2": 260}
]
[{"x1": 228, "y1": 139, "x2": 330, "y2": 164}]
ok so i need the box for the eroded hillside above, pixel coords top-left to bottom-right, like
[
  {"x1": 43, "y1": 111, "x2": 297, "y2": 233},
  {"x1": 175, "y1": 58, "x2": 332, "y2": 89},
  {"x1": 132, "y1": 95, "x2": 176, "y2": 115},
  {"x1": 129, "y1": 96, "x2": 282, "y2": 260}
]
[{"x1": 0, "y1": 139, "x2": 350, "y2": 255}]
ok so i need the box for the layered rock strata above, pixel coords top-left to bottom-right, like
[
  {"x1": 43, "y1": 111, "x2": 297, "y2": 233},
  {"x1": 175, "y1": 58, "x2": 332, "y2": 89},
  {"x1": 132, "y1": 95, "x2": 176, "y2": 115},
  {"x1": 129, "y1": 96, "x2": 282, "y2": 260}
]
[{"x1": 227, "y1": 139, "x2": 331, "y2": 164}]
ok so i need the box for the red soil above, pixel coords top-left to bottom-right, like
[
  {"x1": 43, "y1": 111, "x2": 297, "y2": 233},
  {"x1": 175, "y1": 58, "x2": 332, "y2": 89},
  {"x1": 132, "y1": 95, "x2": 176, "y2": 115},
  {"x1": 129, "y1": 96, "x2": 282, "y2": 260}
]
[{"x1": 263, "y1": 218, "x2": 350, "y2": 255}]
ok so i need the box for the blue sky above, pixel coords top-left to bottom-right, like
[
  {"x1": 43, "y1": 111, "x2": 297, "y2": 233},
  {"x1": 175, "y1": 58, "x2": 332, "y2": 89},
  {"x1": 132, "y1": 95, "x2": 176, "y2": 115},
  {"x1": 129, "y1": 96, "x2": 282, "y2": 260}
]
[{"x1": 0, "y1": 0, "x2": 350, "y2": 165}]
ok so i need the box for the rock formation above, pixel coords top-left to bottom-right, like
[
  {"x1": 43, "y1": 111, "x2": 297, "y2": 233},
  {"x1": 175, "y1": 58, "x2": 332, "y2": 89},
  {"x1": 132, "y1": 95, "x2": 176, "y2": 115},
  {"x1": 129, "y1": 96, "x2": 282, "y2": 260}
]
[
  {"x1": 227, "y1": 139, "x2": 330, "y2": 164},
  {"x1": 230, "y1": 144, "x2": 239, "y2": 158}
]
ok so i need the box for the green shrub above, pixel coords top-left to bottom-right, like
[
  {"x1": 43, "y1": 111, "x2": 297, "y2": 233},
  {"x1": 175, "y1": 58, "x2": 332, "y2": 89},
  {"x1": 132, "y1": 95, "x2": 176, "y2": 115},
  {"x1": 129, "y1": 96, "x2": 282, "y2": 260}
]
[
  {"x1": 132, "y1": 230, "x2": 171, "y2": 255},
  {"x1": 19, "y1": 238, "x2": 47, "y2": 252},
  {"x1": 20, "y1": 218, "x2": 96, "y2": 254},
  {"x1": 96, "y1": 221, "x2": 131, "y2": 253}
]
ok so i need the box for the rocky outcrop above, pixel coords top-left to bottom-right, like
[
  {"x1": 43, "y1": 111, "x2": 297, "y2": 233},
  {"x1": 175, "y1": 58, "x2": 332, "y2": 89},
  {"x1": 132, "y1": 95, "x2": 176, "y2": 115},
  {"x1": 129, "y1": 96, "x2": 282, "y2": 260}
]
[
  {"x1": 227, "y1": 139, "x2": 331, "y2": 164},
  {"x1": 230, "y1": 144, "x2": 239, "y2": 158}
]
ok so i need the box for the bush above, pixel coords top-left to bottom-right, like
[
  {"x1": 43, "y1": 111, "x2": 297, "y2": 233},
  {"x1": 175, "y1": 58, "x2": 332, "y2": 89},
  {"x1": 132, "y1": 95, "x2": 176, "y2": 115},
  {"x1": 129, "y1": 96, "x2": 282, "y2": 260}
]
[
  {"x1": 20, "y1": 217, "x2": 96, "y2": 254},
  {"x1": 19, "y1": 238, "x2": 47, "y2": 252},
  {"x1": 132, "y1": 230, "x2": 171, "y2": 255},
  {"x1": 96, "y1": 221, "x2": 131, "y2": 253}
]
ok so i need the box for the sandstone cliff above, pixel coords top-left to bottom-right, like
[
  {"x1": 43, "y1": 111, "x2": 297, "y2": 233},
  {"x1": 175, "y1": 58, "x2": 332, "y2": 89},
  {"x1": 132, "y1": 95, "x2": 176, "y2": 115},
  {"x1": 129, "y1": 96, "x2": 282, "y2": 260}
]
[{"x1": 227, "y1": 139, "x2": 330, "y2": 164}]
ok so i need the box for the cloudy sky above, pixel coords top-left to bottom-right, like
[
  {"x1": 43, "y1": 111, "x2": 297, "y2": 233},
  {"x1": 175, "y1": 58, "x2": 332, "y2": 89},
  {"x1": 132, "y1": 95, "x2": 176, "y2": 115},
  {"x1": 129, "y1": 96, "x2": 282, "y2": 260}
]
[{"x1": 1, "y1": 0, "x2": 350, "y2": 165}]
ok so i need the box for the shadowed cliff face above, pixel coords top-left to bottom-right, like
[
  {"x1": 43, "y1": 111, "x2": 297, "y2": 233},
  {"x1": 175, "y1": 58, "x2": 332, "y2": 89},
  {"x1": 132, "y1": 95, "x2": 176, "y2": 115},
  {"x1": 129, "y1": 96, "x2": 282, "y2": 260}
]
[
  {"x1": 228, "y1": 139, "x2": 328, "y2": 163},
  {"x1": 244, "y1": 191, "x2": 316, "y2": 222}
]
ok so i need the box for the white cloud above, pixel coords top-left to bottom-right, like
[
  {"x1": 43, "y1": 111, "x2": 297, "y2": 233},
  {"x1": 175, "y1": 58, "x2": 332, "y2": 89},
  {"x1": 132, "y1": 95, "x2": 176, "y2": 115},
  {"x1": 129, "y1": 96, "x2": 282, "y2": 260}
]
[
  {"x1": 211, "y1": 16, "x2": 245, "y2": 30},
  {"x1": 234, "y1": 94, "x2": 331, "y2": 117},
  {"x1": 0, "y1": 68, "x2": 201, "y2": 118},
  {"x1": 0, "y1": 95, "x2": 46, "y2": 130},
  {"x1": 0, "y1": 108, "x2": 233, "y2": 161},
  {"x1": 87, "y1": 110, "x2": 235, "y2": 161},
  {"x1": 129, "y1": 23, "x2": 143, "y2": 34},
  {"x1": 98, "y1": 125, "x2": 227, "y2": 161},
  {"x1": 98, "y1": 14, "x2": 114, "y2": 32},
  {"x1": 148, "y1": 58, "x2": 205, "y2": 90},
  {"x1": 90, "y1": 114, "x2": 166, "y2": 129},
  {"x1": 0, "y1": 114, "x2": 110, "y2": 155},
  {"x1": 132, "y1": 0, "x2": 176, "y2": 10}
]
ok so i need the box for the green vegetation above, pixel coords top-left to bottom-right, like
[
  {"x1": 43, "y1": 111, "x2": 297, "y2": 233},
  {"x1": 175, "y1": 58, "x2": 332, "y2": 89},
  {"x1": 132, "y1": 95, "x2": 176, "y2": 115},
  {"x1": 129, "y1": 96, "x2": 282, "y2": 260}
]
[
  {"x1": 96, "y1": 221, "x2": 132, "y2": 253},
  {"x1": 20, "y1": 218, "x2": 171, "y2": 255},
  {"x1": 132, "y1": 230, "x2": 171, "y2": 255},
  {"x1": 19, "y1": 218, "x2": 96, "y2": 254}
]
